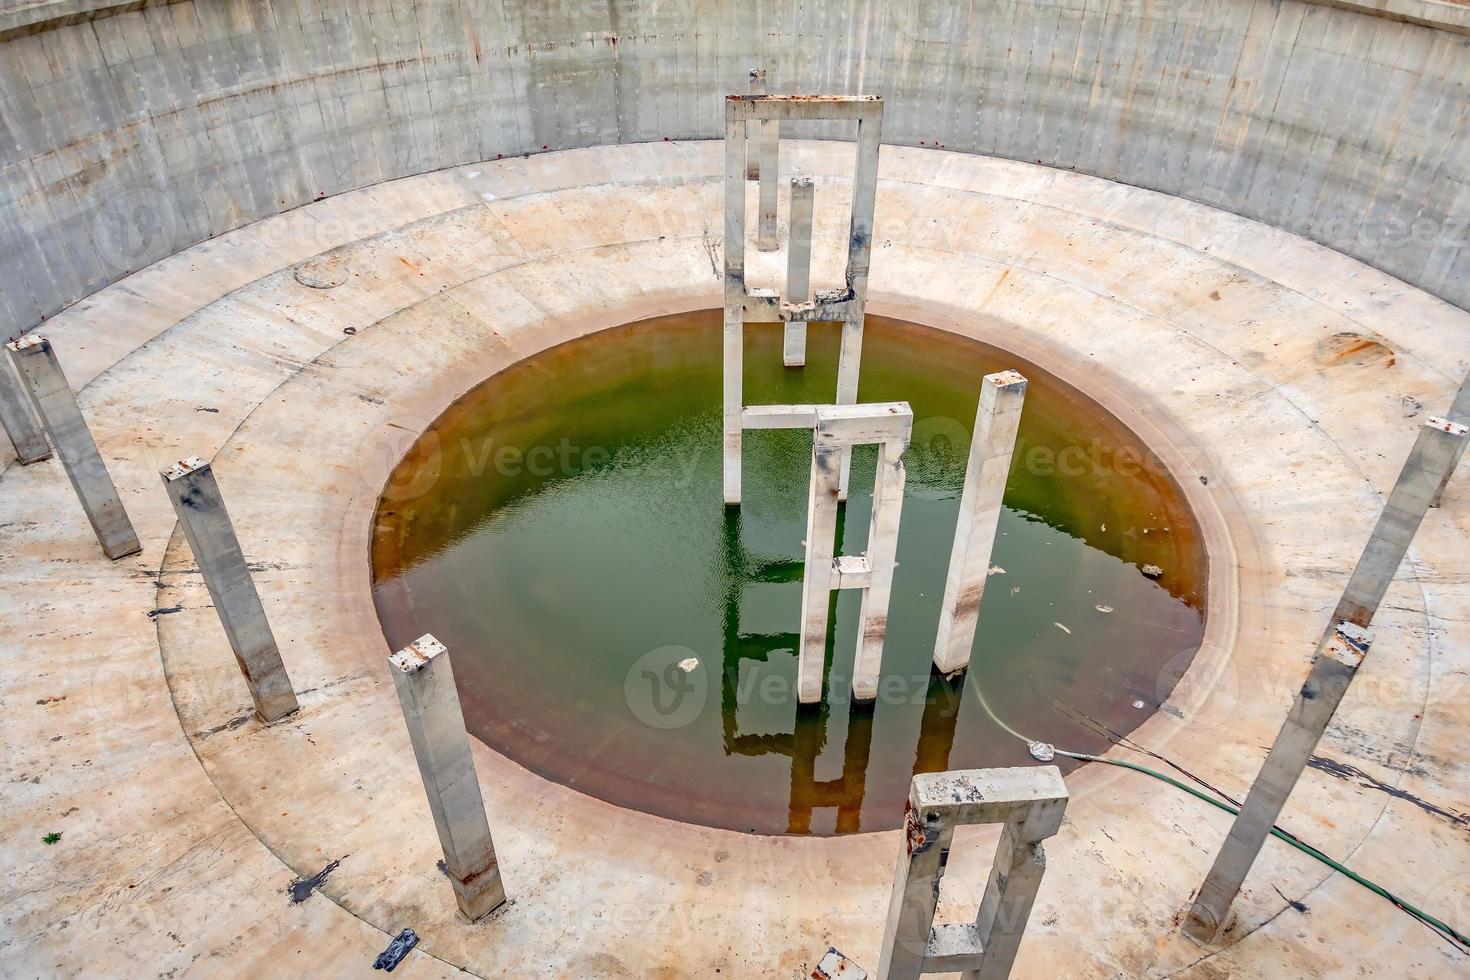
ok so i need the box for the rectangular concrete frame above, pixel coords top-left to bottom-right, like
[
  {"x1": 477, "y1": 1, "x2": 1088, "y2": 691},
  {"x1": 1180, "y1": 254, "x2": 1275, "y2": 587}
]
[
  {"x1": 389, "y1": 634, "x2": 507, "y2": 922},
  {"x1": 877, "y1": 767, "x2": 1068, "y2": 980},
  {"x1": 0, "y1": 352, "x2": 51, "y2": 464},
  {"x1": 161, "y1": 456, "x2": 298, "y2": 723},
  {"x1": 6, "y1": 333, "x2": 140, "y2": 559},
  {"x1": 1186, "y1": 415, "x2": 1469, "y2": 940},
  {"x1": 800, "y1": 403, "x2": 911, "y2": 704},
  {"x1": 933, "y1": 371, "x2": 1028, "y2": 675},
  {"x1": 723, "y1": 93, "x2": 883, "y2": 506},
  {"x1": 1430, "y1": 371, "x2": 1468, "y2": 507},
  {"x1": 784, "y1": 175, "x2": 814, "y2": 367}
]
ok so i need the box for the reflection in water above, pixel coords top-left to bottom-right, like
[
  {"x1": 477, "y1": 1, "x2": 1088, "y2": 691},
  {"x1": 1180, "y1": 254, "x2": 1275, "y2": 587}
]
[
  {"x1": 720, "y1": 501, "x2": 967, "y2": 833},
  {"x1": 372, "y1": 311, "x2": 1207, "y2": 836}
]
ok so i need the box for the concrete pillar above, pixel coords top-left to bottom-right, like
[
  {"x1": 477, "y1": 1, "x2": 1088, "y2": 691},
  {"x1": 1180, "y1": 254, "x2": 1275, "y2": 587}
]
[
  {"x1": 797, "y1": 440, "x2": 843, "y2": 703},
  {"x1": 1184, "y1": 623, "x2": 1372, "y2": 940},
  {"x1": 876, "y1": 767, "x2": 1068, "y2": 980},
  {"x1": 795, "y1": 402, "x2": 912, "y2": 704},
  {"x1": 1430, "y1": 371, "x2": 1468, "y2": 507},
  {"x1": 1185, "y1": 416, "x2": 1466, "y2": 941},
  {"x1": 933, "y1": 371, "x2": 1028, "y2": 675},
  {"x1": 389, "y1": 634, "x2": 507, "y2": 921},
  {"x1": 161, "y1": 456, "x2": 298, "y2": 723},
  {"x1": 723, "y1": 94, "x2": 884, "y2": 506},
  {"x1": 834, "y1": 111, "x2": 883, "y2": 500},
  {"x1": 1331, "y1": 416, "x2": 1469, "y2": 627},
  {"x1": 723, "y1": 104, "x2": 747, "y2": 506},
  {"x1": 6, "y1": 334, "x2": 140, "y2": 560},
  {"x1": 756, "y1": 86, "x2": 779, "y2": 252},
  {"x1": 853, "y1": 437, "x2": 907, "y2": 700},
  {"x1": 0, "y1": 356, "x2": 51, "y2": 464},
  {"x1": 784, "y1": 175, "x2": 814, "y2": 368},
  {"x1": 745, "y1": 68, "x2": 765, "y2": 180}
]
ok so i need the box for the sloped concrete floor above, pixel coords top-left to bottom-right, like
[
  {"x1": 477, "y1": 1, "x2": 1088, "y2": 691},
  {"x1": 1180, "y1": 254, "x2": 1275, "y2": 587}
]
[{"x1": 2, "y1": 141, "x2": 1468, "y2": 978}]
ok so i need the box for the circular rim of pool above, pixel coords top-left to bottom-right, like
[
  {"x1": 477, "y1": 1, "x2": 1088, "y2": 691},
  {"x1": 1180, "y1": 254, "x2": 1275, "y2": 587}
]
[{"x1": 365, "y1": 291, "x2": 1239, "y2": 840}]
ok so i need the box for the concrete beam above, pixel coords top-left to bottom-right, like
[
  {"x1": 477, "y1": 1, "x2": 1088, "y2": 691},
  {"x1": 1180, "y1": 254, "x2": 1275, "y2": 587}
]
[
  {"x1": 722, "y1": 95, "x2": 884, "y2": 506},
  {"x1": 745, "y1": 69, "x2": 765, "y2": 181},
  {"x1": 6, "y1": 334, "x2": 140, "y2": 559},
  {"x1": 784, "y1": 176, "x2": 813, "y2": 367},
  {"x1": 1430, "y1": 372, "x2": 1468, "y2": 507},
  {"x1": 1332, "y1": 416, "x2": 1469, "y2": 626},
  {"x1": 876, "y1": 767, "x2": 1068, "y2": 980},
  {"x1": 389, "y1": 635, "x2": 507, "y2": 922},
  {"x1": 1186, "y1": 416, "x2": 1466, "y2": 940},
  {"x1": 797, "y1": 403, "x2": 912, "y2": 704},
  {"x1": 854, "y1": 438, "x2": 906, "y2": 701},
  {"x1": 0, "y1": 353, "x2": 51, "y2": 464},
  {"x1": 934, "y1": 372, "x2": 1028, "y2": 675},
  {"x1": 834, "y1": 109, "x2": 882, "y2": 502},
  {"x1": 757, "y1": 120, "x2": 779, "y2": 252},
  {"x1": 161, "y1": 456, "x2": 298, "y2": 723},
  {"x1": 1184, "y1": 624, "x2": 1372, "y2": 940},
  {"x1": 797, "y1": 440, "x2": 843, "y2": 704}
]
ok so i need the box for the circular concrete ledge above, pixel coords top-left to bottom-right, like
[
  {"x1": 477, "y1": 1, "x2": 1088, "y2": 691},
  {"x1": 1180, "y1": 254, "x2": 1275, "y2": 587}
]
[{"x1": 5, "y1": 142, "x2": 1469, "y2": 977}]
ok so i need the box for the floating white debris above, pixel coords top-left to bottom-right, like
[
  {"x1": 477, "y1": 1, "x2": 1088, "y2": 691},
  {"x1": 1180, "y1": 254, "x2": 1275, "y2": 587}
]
[
  {"x1": 1100, "y1": 523, "x2": 1106, "y2": 532},
  {"x1": 1141, "y1": 563, "x2": 1164, "y2": 579},
  {"x1": 1054, "y1": 622, "x2": 1072, "y2": 635},
  {"x1": 1010, "y1": 586, "x2": 1021, "y2": 596},
  {"x1": 1095, "y1": 604, "x2": 1114, "y2": 613},
  {"x1": 1028, "y1": 741, "x2": 1055, "y2": 762},
  {"x1": 988, "y1": 565, "x2": 1006, "y2": 575},
  {"x1": 677, "y1": 657, "x2": 699, "y2": 673},
  {"x1": 1132, "y1": 700, "x2": 1146, "y2": 709}
]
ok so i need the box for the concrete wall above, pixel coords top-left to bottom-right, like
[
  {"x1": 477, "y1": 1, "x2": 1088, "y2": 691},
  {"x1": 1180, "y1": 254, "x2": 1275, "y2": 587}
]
[{"x1": 1, "y1": 0, "x2": 1467, "y2": 336}]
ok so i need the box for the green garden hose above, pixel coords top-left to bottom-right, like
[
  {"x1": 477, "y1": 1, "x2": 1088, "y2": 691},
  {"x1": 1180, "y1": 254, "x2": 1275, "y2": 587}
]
[{"x1": 970, "y1": 681, "x2": 1470, "y2": 952}]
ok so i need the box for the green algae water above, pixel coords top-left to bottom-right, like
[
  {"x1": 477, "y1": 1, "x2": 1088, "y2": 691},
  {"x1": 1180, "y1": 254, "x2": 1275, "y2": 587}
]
[{"x1": 372, "y1": 312, "x2": 1206, "y2": 836}]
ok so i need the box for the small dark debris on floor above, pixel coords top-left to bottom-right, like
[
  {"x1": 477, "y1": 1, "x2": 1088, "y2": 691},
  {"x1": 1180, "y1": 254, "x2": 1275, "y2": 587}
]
[
  {"x1": 287, "y1": 856, "x2": 343, "y2": 904},
  {"x1": 373, "y1": 929, "x2": 418, "y2": 972},
  {"x1": 147, "y1": 606, "x2": 183, "y2": 619}
]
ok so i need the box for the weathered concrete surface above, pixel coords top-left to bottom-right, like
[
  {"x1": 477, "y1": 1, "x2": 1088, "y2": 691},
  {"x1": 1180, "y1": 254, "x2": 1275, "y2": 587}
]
[
  {"x1": 160, "y1": 455, "x2": 298, "y2": 722},
  {"x1": 1, "y1": 142, "x2": 1469, "y2": 977},
  {"x1": 2, "y1": 0, "x2": 1469, "y2": 343},
  {"x1": 933, "y1": 370, "x2": 1029, "y2": 676},
  {"x1": 388, "y1": 635, "x2": 506, "y2": 922},
  {"x1": 7, "y1": 332, "x2": 140, "y2": 559}
]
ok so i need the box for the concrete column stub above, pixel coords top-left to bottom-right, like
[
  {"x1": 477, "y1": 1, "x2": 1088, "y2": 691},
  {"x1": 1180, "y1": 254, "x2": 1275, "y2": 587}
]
[
  {"x1": 389, "y1": 634, "x2": 507, "y2": 922},
  {"x1": 7, "y1": 333, "x2": 140, "y2": 559},
  {"x1": 933, "y1": 370, "x2": 1029, "y2": 675},
  {"x1": 161, "y1": 455, "x2": 298, "y2": 722}
]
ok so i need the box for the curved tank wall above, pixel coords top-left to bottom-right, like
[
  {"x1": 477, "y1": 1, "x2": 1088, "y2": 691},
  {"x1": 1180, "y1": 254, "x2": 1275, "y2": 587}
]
[{"x1": 1, "y1": 0, "x2": 1467, "y2": 338}]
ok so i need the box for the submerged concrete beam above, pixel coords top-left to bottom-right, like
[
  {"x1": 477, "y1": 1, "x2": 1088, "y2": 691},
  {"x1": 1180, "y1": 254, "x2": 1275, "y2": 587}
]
[
  {"x1": 0, "y1": 354, "x2": 51, "y2": 464},
  {"x1": 389, "y1": 634, "x2": 506, "y2": 922},
  {"x1": 784, "y1": 176, "x2": 813, "y2": 367},
  {"x1": 6, "y1": 334, "x2": 139, "y2": 559},
  {"x1": 161, "y1": 456, "x2": 298, "y2": 723},
  {"x1": 1184, "y1": 624, "x2": 1372, "y2": 941},
  {"x1": 933, "y1": 371, "x2": 1028, "y2": 675},
  {"x1": 876, "y1": 767, "x2": 1068, "y2": 980},
  {"x1": 1187, "y1": 415, "x2": 1467, "y2": 941}
]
